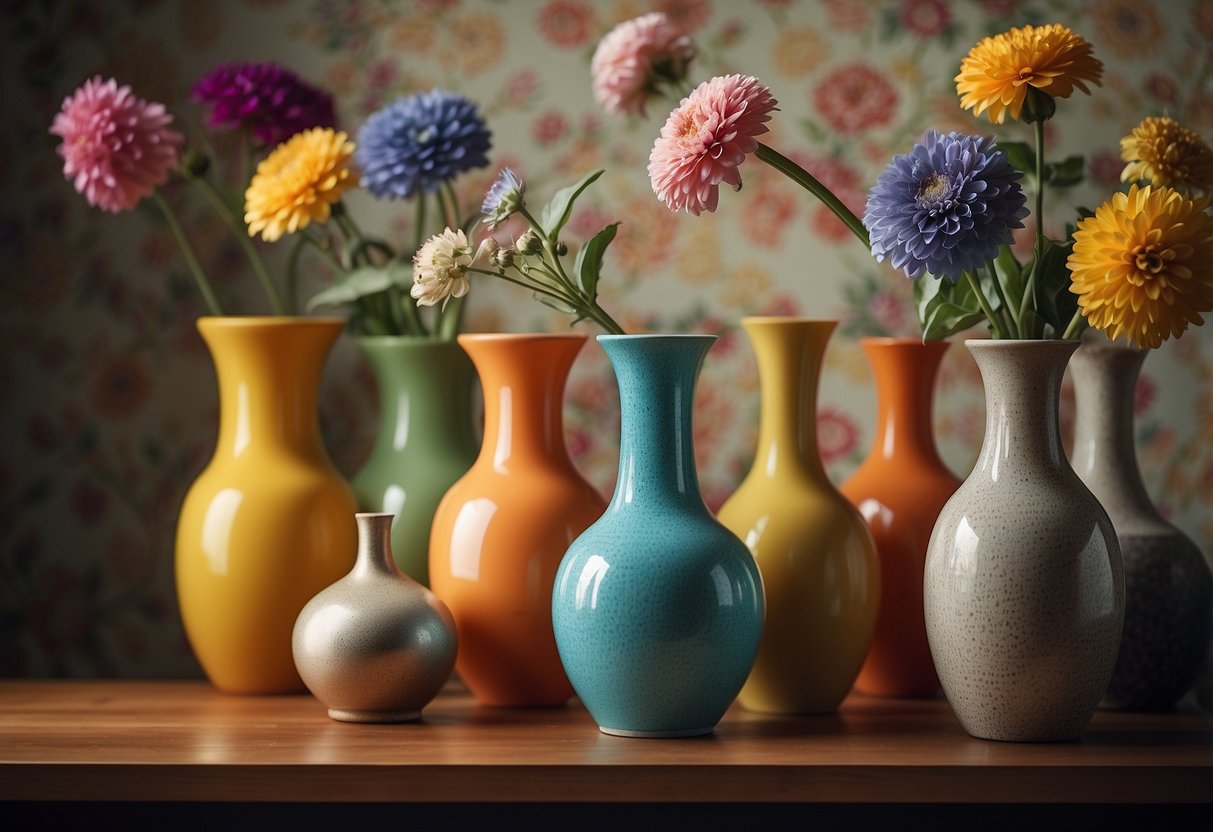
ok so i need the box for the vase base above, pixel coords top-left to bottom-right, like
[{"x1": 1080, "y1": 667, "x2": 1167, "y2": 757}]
[
  {"x1": 327, "y1": 708, "x2": 422, "y2": 724},
  {"x1": 598, "y1": 725, "x2": 714, "y2": 739}
]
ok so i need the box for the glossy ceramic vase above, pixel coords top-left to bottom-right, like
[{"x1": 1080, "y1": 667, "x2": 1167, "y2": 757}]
[
  {"x1": 924, "y1": 339, "x2": 1124, "y2": 742},
  {"x1": 553, "y1": 334, "x2": 764, "y2": 737},
  {"x1": 350, "y1": 337, "x2": 478, "y2": 586},
  {"x1": 1070, "y1": 332, "x2": 1213, "y2": 712},
  {"x1": 293, "y1": 512, "x2": 458, "y2": 722},
  {"x1": 175, "y1": 317, "x2": 358, "y2": 694},
  {"x1": 717, "y1": 318, "x2": 879, "y2": 715},
  {"x1": 429, "y1": 334, "x2": 607, "y2": 707},
  {"x1": 840, "y1": 337, "x2": 959, "y2": 698}
]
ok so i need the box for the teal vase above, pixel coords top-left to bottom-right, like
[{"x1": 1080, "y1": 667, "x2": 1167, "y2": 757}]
[
  {"x1": 350, "y1": 336, "x2": 479, "y2": 586},
  {"x1": 552, "y1": 334, "x2": 764, "y2": 738}
]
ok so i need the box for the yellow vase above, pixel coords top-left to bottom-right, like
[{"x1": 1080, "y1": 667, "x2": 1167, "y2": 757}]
[
  {"x1": 717, "y1": 318, "x2": 880, "y2": 714},
  {"x1": 175, "y1": 317, "x2": 358, "y2": 694}
]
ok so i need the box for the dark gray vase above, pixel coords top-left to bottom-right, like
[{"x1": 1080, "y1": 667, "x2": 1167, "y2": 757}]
[{"x1": 1071, "y1": 332, "x2": 1213, "y2": 712}]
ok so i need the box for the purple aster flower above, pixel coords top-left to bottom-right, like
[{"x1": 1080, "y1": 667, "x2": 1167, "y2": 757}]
[
  {"x1": 192, "y1": 62, "x2": 336, "y2": 147},
  {"x1": 481, "y1": 168, "x2": 524, "y2": 229},
  {"x1": 355, "y1": 90, "x2": 492, "y2": 200},
  {"x1": 863, "y1": 130, "x2": 1028, "y2": 282}
]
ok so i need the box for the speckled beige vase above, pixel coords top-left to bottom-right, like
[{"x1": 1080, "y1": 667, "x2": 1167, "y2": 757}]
[
  {"x1": 1071, "y1": 332, "x2": 1213, "y2": 712},
  {"x1": 924, "y1": 339, "x2": 1124, "y2": 742},
  {"x1": 292, "y1": 513, "x2": 458, "y2": 723}
]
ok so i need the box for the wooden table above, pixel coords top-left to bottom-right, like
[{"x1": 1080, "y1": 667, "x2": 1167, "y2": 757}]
[{"x1": 1, "y1": 680, "x2": 1210, "y2": 824}]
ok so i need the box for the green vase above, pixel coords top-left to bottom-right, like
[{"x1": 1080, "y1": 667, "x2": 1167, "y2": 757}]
[{"x1": 350, "y1": 336, "x2": 479, "y2": 586}]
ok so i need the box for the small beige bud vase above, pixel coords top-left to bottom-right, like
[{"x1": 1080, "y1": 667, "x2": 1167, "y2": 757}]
[{"x1": 292, "y1": 512, "x2": 458, "y2": 723}]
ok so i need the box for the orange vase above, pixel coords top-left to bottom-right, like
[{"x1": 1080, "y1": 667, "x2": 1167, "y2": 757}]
[
  {"x1": 428, "y1": 333, "x2": 607, "y2": 707},
  {"x1": 840, "y1": 337, "x2": 960, "y2": 698}
]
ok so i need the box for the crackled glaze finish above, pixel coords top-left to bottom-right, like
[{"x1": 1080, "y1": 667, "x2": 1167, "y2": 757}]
[
  {"x1": 552, "y1": 335, "x2": 764, "y2": 738},
  {"x1": 924, "y1": 340, "x2": 1124, "y2": 742},
  {"x1": 292, "y1": 513, "x2": 458, "y2": 723},
  {"x1": 1071, "y1": 334, "x2": 1213, "y2": 712}
]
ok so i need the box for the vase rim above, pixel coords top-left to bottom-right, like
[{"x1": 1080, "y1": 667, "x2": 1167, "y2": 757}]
[
  {"x1": 859, "y1": 336, "x2": 947, "y2": 346},
  {"x1": 964, "y1": 338, "x2": 1081, "y2": 348},
  {"x1": 356, "y1": 334, "x2": 457, "y2": 345},
  {"x1": 596, "y1": 333, "x2": 718, "y2": 341},
  {"x1": 741, "y1": 316, "x2": 839, "y2": 326},
  {"x1": 457, "y1": 332, "x2": 587, "y2": 343},
  {"x1": 197, "y1": 315, "x2": 345, "y2": 329}
]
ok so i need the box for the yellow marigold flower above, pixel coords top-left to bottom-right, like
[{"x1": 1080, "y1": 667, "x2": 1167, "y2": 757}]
[
  {"x1": 1120, "y1": 116, "x2": 1213, "y2": 195},
  {"x1": 1068, "y1": 184, "x2": 1213, "y2": 349},
  {"x1": 956, "y1": 24, "x2": 1103, "y2": 124},
  {"x1": 244, "y1": 127, "x2": 358, "y2": 242}
]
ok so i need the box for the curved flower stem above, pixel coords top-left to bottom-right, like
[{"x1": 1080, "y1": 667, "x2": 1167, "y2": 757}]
[
  {"x1": 301, "y1": 230, "x2": 345, "y2": 273},
  {"x1": 464, "y1": 265, "x2": 580, "y2": 307},
  {"x1": 437, "y1": 180, "x2": 467, "y2": 340},
  {"x1": 755, "y1": 142, "x2": 870, "y2": 248},
  {"x1": 191, "y1": 174, "x2": 285, "y2": 315},
  {"x1": 1019, "y1": 119, "x2": 1047, "y2": 339},
  {"x1": 412, "y1": 191, "x2": 428, "y2": 257},
  {"x1": 1061, "y1": 307, "x2": 1087, "y2": 340},
  {"x1": 152, "y1": 192, "x2": 223, "y2": 316},
  {"x1": 964, "y1": 270, "x2": 1004, "y2": 340},
  {"x1": 983, "y1": 263, "x2": 1018, "y2": 339}
]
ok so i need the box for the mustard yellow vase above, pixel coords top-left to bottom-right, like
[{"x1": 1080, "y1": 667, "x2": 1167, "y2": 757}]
[
  {"x1": 175, "y1": 317, "x2": 358, "y2": 694},
  {"x1": 717, "y1": 318, "x2": 880, "y2": 714}
]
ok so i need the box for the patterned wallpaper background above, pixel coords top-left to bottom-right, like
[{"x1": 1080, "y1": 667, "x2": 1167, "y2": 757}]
[{"x1": 2, "y1": 0, "x2": 1211, "y2": 682}]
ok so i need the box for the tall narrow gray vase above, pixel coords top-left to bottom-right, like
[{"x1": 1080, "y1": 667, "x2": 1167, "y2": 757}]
[
  {"x1": 924, "y1": 339, "x2": 1124, "y2": 742},
  {"x1": 1070, "y1": 332, "x2": 1213, "y2": 712}
]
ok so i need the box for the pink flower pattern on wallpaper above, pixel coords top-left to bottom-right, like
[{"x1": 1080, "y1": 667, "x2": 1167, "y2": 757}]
[{"x1": 2, "y1": 0, "x2": 1211, "y2": 679}]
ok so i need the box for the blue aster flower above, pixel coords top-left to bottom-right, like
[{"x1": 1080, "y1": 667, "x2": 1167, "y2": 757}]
[
  {"x1": 481, "y1": 168, "x2": 525, "y2": 230},
  {"x1": 355, "y1": 90, "x2": 492, "y2": 199},
  {"x1": 863, "y1": 130, "x2": 1028, "y2": 282}
]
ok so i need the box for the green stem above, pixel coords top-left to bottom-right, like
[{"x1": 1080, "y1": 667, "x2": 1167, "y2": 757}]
[
  {"x1": 301, "y1": 230, "x2": 346, "y2": 273},
  {"x1": 755, "y1": 142, "x2": 870, "y2": 248},
  {"x1": 191, "y1": 174, "x2": 285, "y2": 315},
  {"x1": 983, "y1": 263, "x2": 1018, "y2": 339},
  {"x1": 438, "y1": 179, "x2": 467, "y2": 337},
  {"x1": 1061, "y1": 307, "x2": 1087, "y2": 340},
  {"x1": 465, "y1": 265, "x2": 581, "y2": 307},
  {"x1": 152, "y1": 192, "x2": 223, "y2": 316},
  {"x1": 284, "y1": 234, "x2": 307, "y2": 315},
  {"x1": 1020, "y1": 119, "x2": 1047, "y2": 339},
  {"x1": 964, "y1": 270, "x2": 1004, "y2": 340},
  {"x1": 412, "y1": 191, "x2": 428, "y2": 256}
]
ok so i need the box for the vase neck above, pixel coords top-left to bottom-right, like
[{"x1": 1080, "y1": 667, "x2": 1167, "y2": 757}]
[
  {"x1": 747, "y1": 319, "x2": 836, "y2": 483},
  {"x1": 360, "y1": 338, "x2": 478, "y2": 458},
  {"x1": 459, "y1": 335, "x2": 586, "y2": 474},
  {"x1": 599, "y1": 335, "x2": 715, "y2": 512},
  {"x1": 864, "y1": 339, "x2": 949, "y2": 469},
  {"x1": 352, "y1": 512, "x2": 399, "y2": 578},
  {"x1": 1069, "y1": 336, "x2": 1167, "y2": 531},
  {"x1": 200, "y1": 319, "x2": 342, "y2": 460},
  {"x1": 968, "y1": 340, "x2": 1078, "y2": 476}
]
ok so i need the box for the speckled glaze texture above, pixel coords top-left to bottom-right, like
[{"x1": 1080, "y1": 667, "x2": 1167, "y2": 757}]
[
  {"x1": 1070, "y1": 333, "x2": 1213, "y2": 712},
  {"x1": 293, "y1": 513, "x2": 458, "y2": 723},
  {"x1": 718, "y1": 319, "x2": 880, "y2": 714},
  {"x1": 552, "y1": 335, "x2": 764, "y2": 738},
  {"x1": 350, "y1": 337, "x2": 479, "y2": 587},
  {"x1": 429, "y1": 334, "x2": 606, "y2": 708},
  {"x1": 841, "y1": 338, "x2": 958, "y2": 699},
  {"x1": 924, "y1": 339, "x2": 1124, "y2": 742}
]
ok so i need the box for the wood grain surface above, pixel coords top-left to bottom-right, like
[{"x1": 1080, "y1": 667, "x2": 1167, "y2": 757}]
[{"x1": 1, "y1": 680, "x2": 1209, "y2": 804}]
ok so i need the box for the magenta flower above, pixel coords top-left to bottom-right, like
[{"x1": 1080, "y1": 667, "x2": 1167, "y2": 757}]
[
  {"x1": 648, "y1": 74, "x2": 778, "y2": 214},
  {"x1": 50, "y1": 76, "x2": 183, "y2": 214},
  {"x1": 591, "y1": 12, "x2": 696, "y2": 117},
  {"x1": 192, "y1": 62, "x2": 336, "y2": 146}
]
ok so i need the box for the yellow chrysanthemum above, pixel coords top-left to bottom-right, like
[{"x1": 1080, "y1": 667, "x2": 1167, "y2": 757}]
[
  {"x1": 956, "y1": 24, "x2": 1103, "y2": 124},
  {"x1": 1068, "y1": 184, "x2": 1213, "y2": 349},
  {"x1": 244, "y1": 127, "x2": 358, "y2": 242},
  {"x1": 1120, "y1": 116, "x2": 1213, "y2": 195}
]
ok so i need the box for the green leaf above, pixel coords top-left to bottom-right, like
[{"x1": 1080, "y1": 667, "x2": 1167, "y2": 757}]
[
  {"x1": 305, "y1": 263, "x2": 408, "y2": 312},
  {"x1": 914, "y1": 273, "x2": 988, "y2": 341},
  {"x1": 1043, "y1": 154, "x2": 1085, "y2": 189},
  {"x1": 999, "y1": 141, "x2": 1036, "y2": 176},
  {"x1": 534, "y1": 293, "x2": 578, "y2": 317},
  {"x1": 1033, "y1": 237, "x2": 1079, "y2": 334},
  {"x1": 538, "y1": 170, "x2": 604, "y2": 239},
  {"x1": 572, "y1": 222, "x2": 619, "y2": 302}
]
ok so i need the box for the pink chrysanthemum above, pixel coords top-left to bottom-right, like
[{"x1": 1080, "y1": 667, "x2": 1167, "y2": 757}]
[
  {"x1": 648, "y1": 74, "x2": 778, "y2": 215},
  {"x1": 50, "y1": 76, "x2": 183, "y2": 213},
  {"x1": 591, "y1": 12, "x2": 696, "y2": 117}
]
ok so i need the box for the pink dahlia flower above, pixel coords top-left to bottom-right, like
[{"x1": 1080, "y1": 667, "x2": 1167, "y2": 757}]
[
  {"x1": 50, "y1": 76, "x2": 183, "y2": 213},
  {"x1": 591, "y1": 12, "x2": 695, "y2": 117},
  {"x1": 648, "y1": 74, "x2": 778, "y2": 215}
]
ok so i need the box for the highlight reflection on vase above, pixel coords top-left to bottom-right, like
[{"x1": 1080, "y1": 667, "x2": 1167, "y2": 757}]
[{"x1": 428, "y1": 333, "x2": 606, "y2": 708}]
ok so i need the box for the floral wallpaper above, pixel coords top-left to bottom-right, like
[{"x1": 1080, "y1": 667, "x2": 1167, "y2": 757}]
[{"x1": 2, "y1": 0, "x2": 1211, "y2": 688}]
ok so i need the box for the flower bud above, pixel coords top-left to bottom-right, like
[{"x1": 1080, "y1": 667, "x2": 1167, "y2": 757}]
[
  {"x1": 516, "y1": 231, "x2": 543, "y2": 255},
  {"x1": 494, "y1": 248, "x2": 516, "y2": 269}
]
